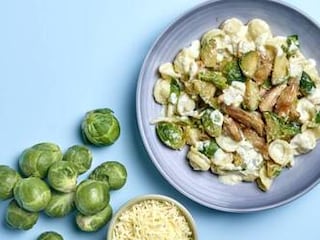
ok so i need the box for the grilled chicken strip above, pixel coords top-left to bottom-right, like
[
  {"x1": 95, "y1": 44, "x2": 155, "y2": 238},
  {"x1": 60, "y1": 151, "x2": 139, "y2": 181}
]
[
  {"x1": 275, "y1": 78, "x2": 299, "y2": 118},
  {"x1": 253, "y1": 54, "x2": 273, "y2": 85},
  {"x1": 223, "y1": 116, "x2": 243, "y2": 142},
  {"x1": 242, "y1": 128, "x2": 270, "y2": 160},
  {"x1": 221, "y1": 105, "x2": 265, "y2": 136},
  {"x1": 259, "y1": 84, "x2": 286, "y2": 112}
]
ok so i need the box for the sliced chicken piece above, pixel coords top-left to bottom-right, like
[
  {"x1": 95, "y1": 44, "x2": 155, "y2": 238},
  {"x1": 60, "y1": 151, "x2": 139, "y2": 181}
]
[
  {"x1": 223, "y1": 116, "x2": 243, "y2": 142},
  {"x1": 242, "y1": 128, "x2": 270, "y2": 160},
  {"x1": 253, "y1": 54, "x2": 273, "y2": 85},
  {"x1": 221, "y1": 104, "x2": 265, "y2": 136},
  {"x1": 259, "y1": 84, "x2": 286, "y2": 112},
  {"x1": 275, "y1": 78, "x2": 299, "y2": 118}
]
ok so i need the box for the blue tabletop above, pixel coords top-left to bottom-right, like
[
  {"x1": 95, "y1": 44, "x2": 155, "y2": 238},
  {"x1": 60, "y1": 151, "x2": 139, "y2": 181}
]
[{"x1": 0, "y1": 0, "x2": 319, "y2": 239}]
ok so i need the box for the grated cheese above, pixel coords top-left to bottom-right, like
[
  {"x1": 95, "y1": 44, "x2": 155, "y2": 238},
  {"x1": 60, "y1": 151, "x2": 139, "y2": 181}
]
[{"x1": 111, "y1": 199, "x2": 193, "y2": 240}]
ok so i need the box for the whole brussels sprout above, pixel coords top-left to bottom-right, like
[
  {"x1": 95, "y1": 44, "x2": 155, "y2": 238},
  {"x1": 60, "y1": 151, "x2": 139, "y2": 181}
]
[
  {"x1": 44, "y1": 191, "x2": 75, "y2": 218},
  {"x1": 81, "y1": 108, "x2": 120, "y2": 146},
  {"x1": 89, "y1": 161, "x2": 127, "y2": 190},
  {"x1": 6, "y1": 200, "x2": 39, "y2": 230},
  {"x1": 0, "y1": 165, "x2": 21, "y2": 200},
  {"x1": 76, "y1": 204, "x2": 112, "y2": 232},
  {"x1": 47, "y1": 161, "x2": 78, "y2": 193},
  {"x1": 63, "y1": 145, "x2": 92, "y2": 174},
  {"x1": 14, "y1": 177, "x2": 51, "y2": 212},
  {"x1": 37, "y1": 231, "x2": 64, "y2": 240},
  {"x1": 75, "y1": 180, "x2": 109, "y2": 215},
  {"x1": 19, "y1": 142, "x2": 63, "y2": 178}
]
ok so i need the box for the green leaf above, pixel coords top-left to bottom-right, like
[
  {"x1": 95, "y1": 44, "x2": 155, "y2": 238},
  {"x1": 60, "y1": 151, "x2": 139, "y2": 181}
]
[{"x1": 300, "y1": 71, "x2": 315, "y2": 96}]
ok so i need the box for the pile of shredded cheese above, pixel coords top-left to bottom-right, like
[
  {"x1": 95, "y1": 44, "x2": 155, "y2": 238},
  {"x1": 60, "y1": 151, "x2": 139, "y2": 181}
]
[{"x1": 111, "y1": 199, "x2": 193, "y2": 240}]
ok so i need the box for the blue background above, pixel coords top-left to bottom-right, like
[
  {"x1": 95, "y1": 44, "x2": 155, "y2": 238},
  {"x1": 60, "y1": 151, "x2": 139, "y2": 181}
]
[{"x1": 0, "y1": 0, "x2": 319, "y2": 239}]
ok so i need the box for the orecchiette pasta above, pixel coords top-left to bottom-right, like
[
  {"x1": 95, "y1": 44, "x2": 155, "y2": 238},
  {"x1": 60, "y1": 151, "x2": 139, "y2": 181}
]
[
  {"x1": 187, "y1": 147, "x2": 211, "y2": 171},
  {"x1": 153, "y1": 78, "x2": 171, "y2": 104},
  {"x1": 268, "y1": 139, "x2": 294, "y2": 166}
]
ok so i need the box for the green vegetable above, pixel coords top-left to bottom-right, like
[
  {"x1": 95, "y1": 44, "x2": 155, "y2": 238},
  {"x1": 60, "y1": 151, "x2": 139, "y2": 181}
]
[
  {"x1": 0, "y1": 165, "x2": 21, "y2": 200},
  {"x1": 201, "y1": 108, "x2": 223, "y2": 137},
  {"x1": 271, "y1": 54, "x2": 289, "y2": 85},
  {"x1": 156, "y1": 122, "x2": 185, "y2": 150},
  {"x1": 170, "y1": 78, "x2": 181, "y2": 96},
  {"x1": 75, "y1": 180, "x2": 110, "y2": 216},
  {"x1": 47, "y1": 161, "x2": 77, "y2": 193},
  {"x1": 287, "y1": 35, "x2": 299, "y2": 47},
  {"x1": 264, "y1": 112, "x2": 301, "y2": 142},
  {"x1": 81, "y1": 108, "x2": 120, "y2": 146},
  {"x1": 300, "y1": 71, "x2": 315, "y2": 96},
  {"x1": 44, "y1": 191, "x2": 75, "y2": 218},
  {"x1": 315, "y1": 111, "x2": 320, "y2": 124},
  {"x1": 76, "y1": 204, "x2": 112, "y2": 232},
  {"x1": 14, "y1": 177, "x2": 51, "y2": 212},
  {"x1": 6, "y1": 200, "x2": 39, "y2": 230},
  {"x1": 200, "y1": 30, "x2": 223, "y2": 68},
  {"x1": 198, "y1": 70, "x2": 228, "y2": 90},
  {"x1": 37, "y1": 231, "x2": 64, "y2": 240},
  {"x1": 266, "y1": 161, "x2": 282, "y2": 178},
  {"x1": 89, "y1": 161, "x2": 127, "y2": 190},
  {"x1": 198, "y1": 140, "x2": 219, "y2": 158},
  {"x1": 18, "y1": 142, "x2": 63, "y2": 178},
  {"x1": 222, "y1": 60, "x2": 245, "y2": 83},
  {"x1": 261, "y1": 78, "x2": 272, "y2": 90},
  {"x1": 63, "y1": 145, "x2": 92, "y2": 175},
  {"x1": 282, "y1": 35, "x2": 299, "y2": 56},
  {"x1": 243, "y1": 79, "x2": 260, "y2": 111},
  {"x1": 240, "y1": 51, "x2": 259, "y2": 78}
]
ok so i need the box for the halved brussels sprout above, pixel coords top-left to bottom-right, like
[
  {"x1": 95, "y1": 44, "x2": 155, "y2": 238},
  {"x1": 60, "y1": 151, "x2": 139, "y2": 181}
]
[
  {"x1": 81, "y1": 108, "x2": 120, "y2": 146},
  {"x1": 75, "y1": 180, "x2": 109, "y2": 216},
  {"x1": 201, "y1": 108, "x2": 223, "y2": 137},
  {"x1": 89, "y1": 161, "x2": 127, "y2": 190},
  {"x1": 47, "y1": 161, "x2": 77, "y2": 193},
  {"x1": 272, "y1": 54, "x2": 289, "y2": 85},
  {"x1": 156, "y1": 122, "x2": 185, "y2": 150},
  {"x1": 0, "y1": 165, "x2": 21, "y2": 200},
  {"x1": 191, "y1": 80, "x2": 217, "y2": 108},
  {"x1": 19, "y1": 142, "x2": 63, "y2": 178},
  {"x1": 14, "y1": 177, "x2": 51, "y2": 212},
  {"x1": 44, "y1": 191, "x2": 75, "y2": 218},
  {"x1": 63, "y1": 145, "x2": 92, "y2": 175},
  {"x1": 240, "y1": 51, "x2": 259, "y2": 78},
  {"x1": 76, "y1": 204, "x2": 112, "y2": 232},
  {"x1": 198, "y1": 70, "x2": 228, "y2": 90},
  {"x1": 37, "y1": 231, "x2": 64, "y2": 240},
  {"x1": 6, "y1": 200, "x2": 39, "y2": 230},
  {"x1": 200, "y1": 29, "x2": 225, "y2": 68},
  {"x1": 243, "y1": 79, "x2": 260, "y2": 111},
  {"x1": 264, "y1": 112, "x2": 301, "y2": 142},
  {"x1": 222, "y1": 60, "x2": 245, "y2": 83}
]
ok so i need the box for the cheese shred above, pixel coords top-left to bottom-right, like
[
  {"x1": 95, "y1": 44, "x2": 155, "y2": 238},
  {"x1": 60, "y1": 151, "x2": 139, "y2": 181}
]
[{"x1": 111, "y1": 199, "x2": 193, "y2": 240}]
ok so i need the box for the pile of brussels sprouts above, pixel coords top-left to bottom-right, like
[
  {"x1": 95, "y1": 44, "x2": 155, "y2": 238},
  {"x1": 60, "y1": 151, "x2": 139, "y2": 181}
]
[{"x1": 0, "y1": 108, "x2": 127, "y2": 238}]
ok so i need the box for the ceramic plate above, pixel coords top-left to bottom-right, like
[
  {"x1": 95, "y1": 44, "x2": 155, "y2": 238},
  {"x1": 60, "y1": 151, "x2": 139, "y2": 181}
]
[{"x1": 136, "y1": 0, "x2": 320, "y2": 212}]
